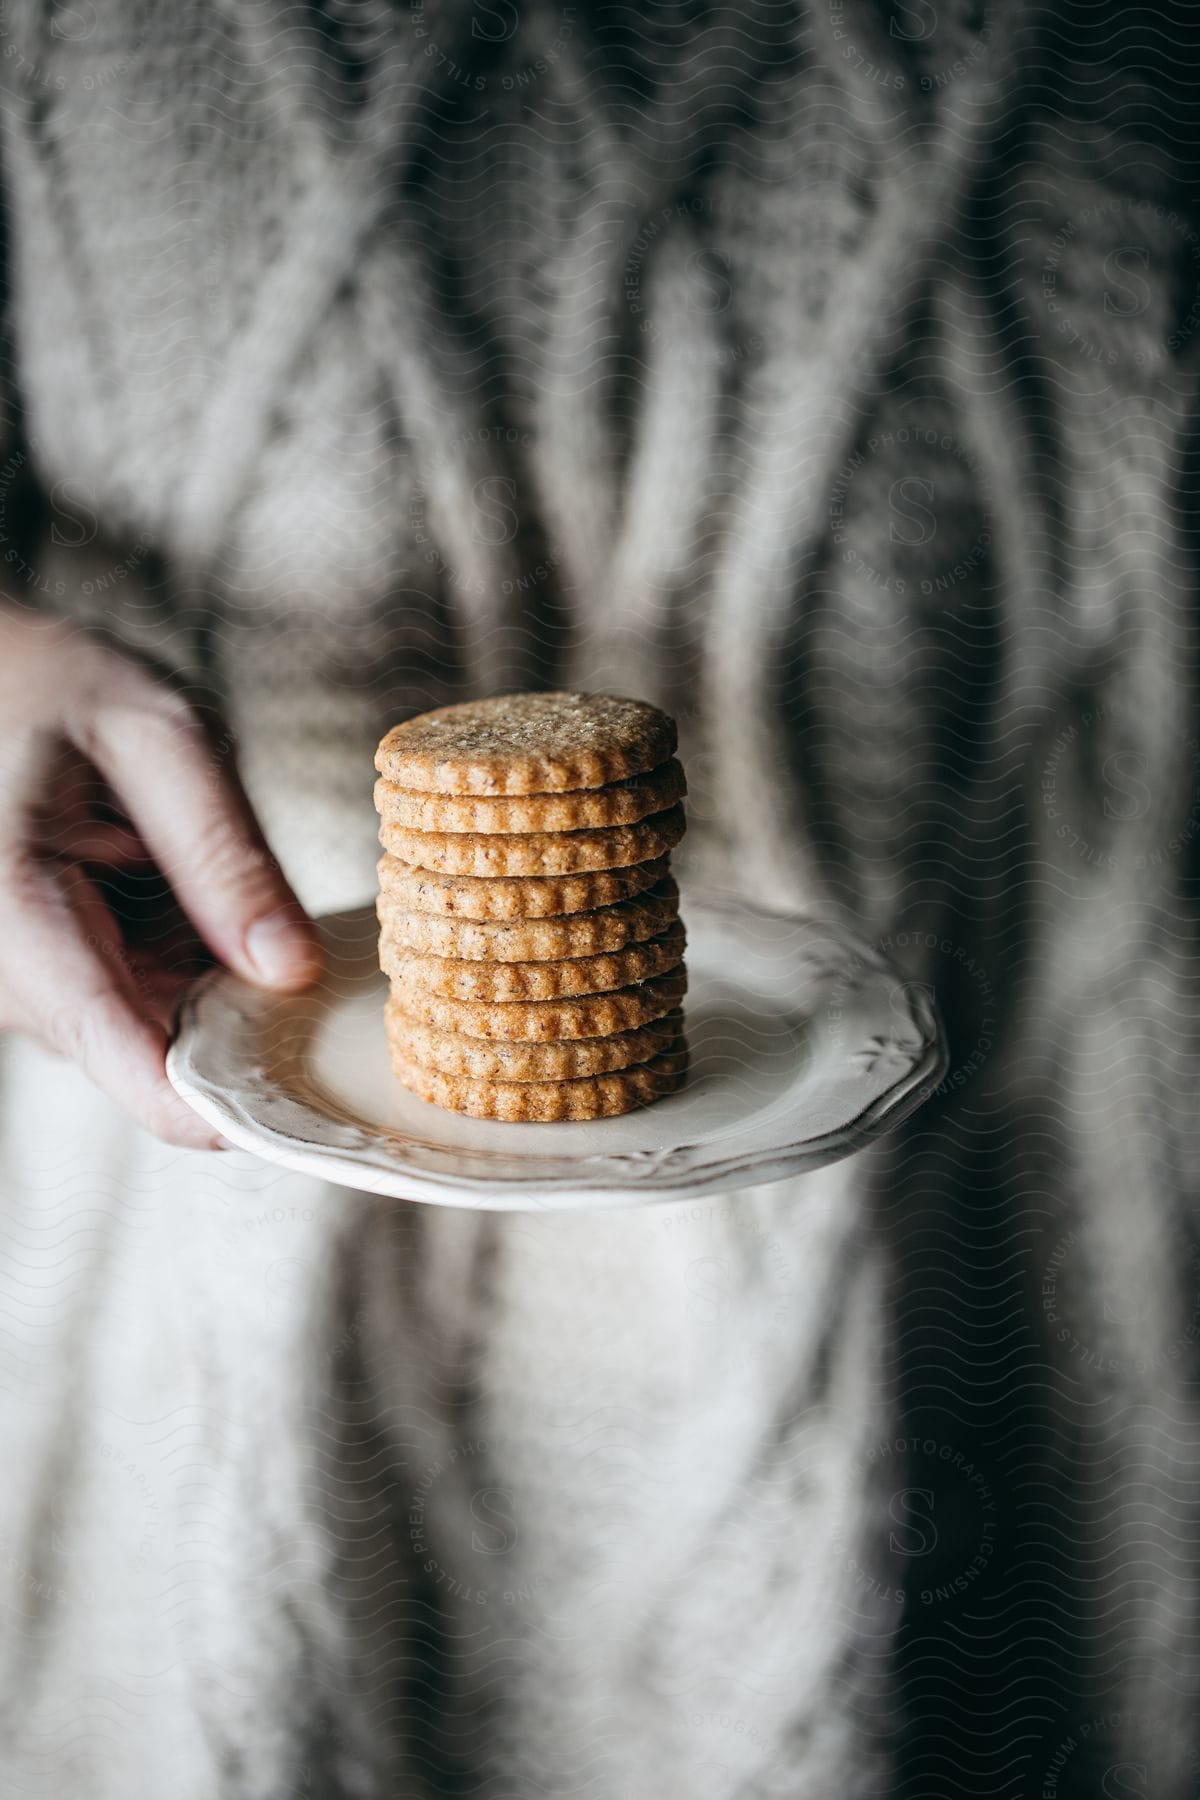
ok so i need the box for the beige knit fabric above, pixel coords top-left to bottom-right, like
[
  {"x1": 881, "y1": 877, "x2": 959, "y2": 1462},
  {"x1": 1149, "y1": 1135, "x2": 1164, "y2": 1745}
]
[{"x1": 0, "y1": 3, "x2": 1197, "y2": 1797}]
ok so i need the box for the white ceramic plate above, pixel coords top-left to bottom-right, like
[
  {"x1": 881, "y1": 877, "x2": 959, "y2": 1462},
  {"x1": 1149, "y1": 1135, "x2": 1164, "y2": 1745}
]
[{"x1": 167, "y1": 896, "x2": 945, "y2": 1210}]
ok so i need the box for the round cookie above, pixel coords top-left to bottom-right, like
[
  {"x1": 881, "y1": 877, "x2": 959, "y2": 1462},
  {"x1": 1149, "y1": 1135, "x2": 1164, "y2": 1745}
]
[
  {"x1": 381, "y1": 918, "x2": 686, "y2": 1002},
  {"x1": 386, "y1": 967, "x2": 687, "y2": 1041},
  {"x1": 387, "y1": 1042, "x2": 689, "y2": 1121},
  {"x1": 376, "y1": 877, "x2": 679, "y2": 961},
  {"x1": 374, "y1": 691, "x2": 676, "y2": 796},
  {"x1": 385, "y1": 1002, "x2": 684, "y2": 1081},
  {"x1": 378, "y1": 805, "x2": 686, "y2": 877},
  {"x1": 373, "y1": 758, "x2": 686, "y2": 835},
  {"x1": 375, "y1": 853, "x2": 671, "y2": 922}
]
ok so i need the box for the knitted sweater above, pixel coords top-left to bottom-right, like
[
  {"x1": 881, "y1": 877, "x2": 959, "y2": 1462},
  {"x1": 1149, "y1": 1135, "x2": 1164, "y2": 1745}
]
[{"x1": 0, "y1": 3, "x2": 1197, "y2": 1796}]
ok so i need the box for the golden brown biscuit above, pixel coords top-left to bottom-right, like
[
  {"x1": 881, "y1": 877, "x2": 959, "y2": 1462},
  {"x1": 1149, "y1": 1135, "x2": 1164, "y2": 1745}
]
[
  {"x1": 375, "y1": 853, "x2": 671, "y2": 922},
  {"x1": 385, "y1": 1001, "x2": 684, "y2": 1080},
  {"x1": 374, "y1": 691, "x2": 676, "y2": 796},
  {"x1": 381, "y1": 917, "x2": 686, "y2": 1002},
  {"x1": 376, "y1": 877, "x2": 679, "y2": 961},
  {"x1": 386, "y1": 966, "x2": 687, "y2": 1040},
  {"x1": 373, "y1": 758, "x2": 685, "y2": 835},
  {"x1": 387, "y1": 1042, "x2": 689, "y2": 1121},
  {"x1": 378, "y1": 805, "x2": 686, "y2": 877}
]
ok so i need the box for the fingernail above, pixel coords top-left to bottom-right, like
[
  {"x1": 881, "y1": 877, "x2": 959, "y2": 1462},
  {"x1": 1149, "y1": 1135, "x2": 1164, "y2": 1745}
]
[
  {"x1": 214, "y1": 1136, "x2": 238, "y2": 1153},
  {"x1": 244, "y1": 909, "x2": 316, "y2": 989}
]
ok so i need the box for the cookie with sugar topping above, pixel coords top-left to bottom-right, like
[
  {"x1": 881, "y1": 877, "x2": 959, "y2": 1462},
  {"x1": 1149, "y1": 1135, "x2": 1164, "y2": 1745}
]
[
  {"x1": 381, "y1": 917, "x2": 686, "y2": 1002},
  {"x1": 376, "y1": 876, "x2": 679, "y2": 960},
  {"x1": 375, "y1": 852, "x2": 672, "y2": 922},
  {"x1": 385, "y1": 1002, "x2": 684, "y2": 1081},
  {"x1": 374, "y1": 691, "x2": 677, "y2": 796},
  {"x1": 373, "y1": 757, "x2": 685, "y2": 834},
  {"x1": 386, "y1": 967, "x2": 687, "y2": 1041},
  {"x1": 378, "y1": 805, "x2": 685, "y2": 877},
  {"x1": 386, "y1": 1041, "x2": 689, "y2": 1121}
]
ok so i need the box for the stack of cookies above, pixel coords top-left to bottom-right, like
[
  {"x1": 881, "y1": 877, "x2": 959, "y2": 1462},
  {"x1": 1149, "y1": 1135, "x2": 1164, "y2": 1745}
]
[{"x1": 372, "y1": 692, "x2": 688, "y2": 1121}]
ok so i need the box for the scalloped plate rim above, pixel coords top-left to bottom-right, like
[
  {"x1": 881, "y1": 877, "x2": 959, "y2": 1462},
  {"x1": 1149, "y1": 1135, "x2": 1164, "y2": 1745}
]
[{"x1": 167, "y1": 895, "x2": 947, "y2": 1209}]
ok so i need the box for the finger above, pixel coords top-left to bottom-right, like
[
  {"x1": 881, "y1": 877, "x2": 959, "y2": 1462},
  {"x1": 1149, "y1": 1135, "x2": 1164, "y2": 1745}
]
[
  {"x1": 133, "y1": 961, "x2": 206, "y2": 1037},
  {"x1": 68, "y1": 656, "x2": 322, "y2": 991},
  {"x1": 0, "y1": 847, "x2": 221, "y2": 1150},
  {"x1": 67, "y1": 821, "x2": 152, "y2": 867},
  {"x1": 30, "y1": 740, "x2": 92, "y2": 842},
  {"x1": 38, "y1": 748, "x2": 151, "y2": 866}
]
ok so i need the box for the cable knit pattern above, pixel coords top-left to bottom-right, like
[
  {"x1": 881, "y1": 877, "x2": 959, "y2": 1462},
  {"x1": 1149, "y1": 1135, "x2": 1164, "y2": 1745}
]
[{"x1": 0, "y1": 3, "x2": 1197, "y2": 1796}]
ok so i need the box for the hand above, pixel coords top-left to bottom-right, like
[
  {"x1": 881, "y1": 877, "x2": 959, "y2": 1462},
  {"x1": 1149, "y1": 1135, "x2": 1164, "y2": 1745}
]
[{"x1": 0, "y1": 607, "x2": 322, "y2": 1148}]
